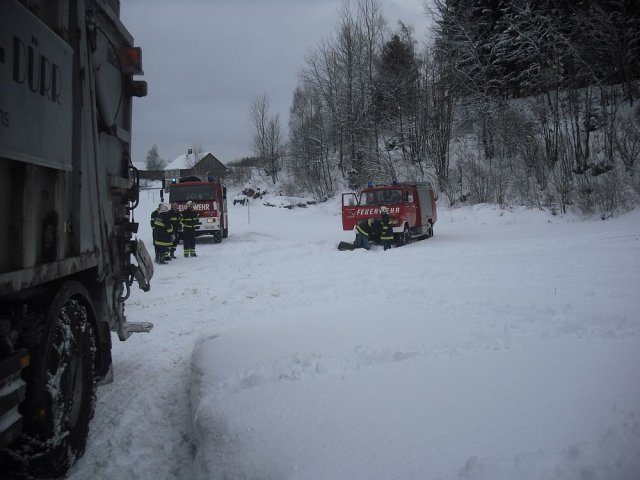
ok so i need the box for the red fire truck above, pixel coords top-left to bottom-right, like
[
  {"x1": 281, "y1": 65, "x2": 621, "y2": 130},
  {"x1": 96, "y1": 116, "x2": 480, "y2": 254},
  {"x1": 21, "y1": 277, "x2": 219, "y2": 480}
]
[
  {"x1": 164, "y1": 176, "x2": 228, "y2": 243},
  {"x1": 341, "y1": 183, "x2": 437, "y2": 246}
]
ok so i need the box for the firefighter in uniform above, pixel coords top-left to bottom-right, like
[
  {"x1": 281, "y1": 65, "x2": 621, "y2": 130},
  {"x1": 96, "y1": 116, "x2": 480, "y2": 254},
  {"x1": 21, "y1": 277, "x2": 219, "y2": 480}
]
[
  {"x1": 168, "y1": 202, "x2": 181, "y2": 259},
  {"x1": 353, "y1": 217, "x2": 381, "y2": 250},
  {"x1": 153, "y1": 202, "x2": 174, "y2": 264},
  {"x1": 181, "y1": 200, "x2": 200, "y2": 257},
  {"x1": 150, "y1": 204, "x2": 161, "y2": 261},
  {"x1": 380, "y1": 206, "x2": 394, "y2": 251}
]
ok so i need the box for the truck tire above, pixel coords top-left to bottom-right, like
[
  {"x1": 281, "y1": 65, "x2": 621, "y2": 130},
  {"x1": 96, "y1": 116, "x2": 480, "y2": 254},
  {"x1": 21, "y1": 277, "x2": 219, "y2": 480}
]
[
  {"x1": 15, "y1": 283, "x2": 97, "y2": 478},
  {"x1": 213, "y1": 230, "x2": 222, "y2": 243}
]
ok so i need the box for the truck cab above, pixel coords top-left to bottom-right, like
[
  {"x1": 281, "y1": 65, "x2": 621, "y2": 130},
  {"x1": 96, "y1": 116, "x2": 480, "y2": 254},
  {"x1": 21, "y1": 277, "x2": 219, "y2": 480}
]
[{"x1": 342, "y1": 183, "x2": 437, "y2": 245}]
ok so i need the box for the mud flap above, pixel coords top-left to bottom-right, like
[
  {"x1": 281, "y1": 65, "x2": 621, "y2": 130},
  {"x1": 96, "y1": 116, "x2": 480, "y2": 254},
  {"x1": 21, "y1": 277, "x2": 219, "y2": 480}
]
[
  {"x1": 133, "y1": 239, "x2": 154, "y2": 291},
  {"x1": 337, "y1": 241, "x2": 355, "y2": 251}
]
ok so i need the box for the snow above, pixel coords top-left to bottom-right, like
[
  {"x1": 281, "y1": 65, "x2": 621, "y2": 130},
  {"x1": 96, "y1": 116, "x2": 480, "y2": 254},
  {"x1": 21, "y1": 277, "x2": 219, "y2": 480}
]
[
  {"x1": 165, "y1": 151, "x2": 214, "y2": 171},
  {"x1": 67, "y1": 188, "x2": 640, "y2": 480}
]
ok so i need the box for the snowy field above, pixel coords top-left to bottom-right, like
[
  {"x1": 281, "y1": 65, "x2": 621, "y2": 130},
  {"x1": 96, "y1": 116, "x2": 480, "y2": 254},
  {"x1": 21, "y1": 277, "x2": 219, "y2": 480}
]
[{"x1": 67, "y1": 188, "x2": 640, "y2": 480}]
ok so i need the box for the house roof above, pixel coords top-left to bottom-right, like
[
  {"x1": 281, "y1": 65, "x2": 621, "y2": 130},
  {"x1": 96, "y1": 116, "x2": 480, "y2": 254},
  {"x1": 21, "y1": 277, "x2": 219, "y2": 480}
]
[{"x1": 165, "y1": 151, "x2": 212, "y2": 170}]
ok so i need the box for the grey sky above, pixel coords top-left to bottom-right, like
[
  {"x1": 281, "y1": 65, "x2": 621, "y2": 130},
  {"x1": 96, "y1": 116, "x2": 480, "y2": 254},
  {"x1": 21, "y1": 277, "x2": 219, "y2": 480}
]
[{"x1": 120, "y1": 1, "x2": 431, "y2": 166}]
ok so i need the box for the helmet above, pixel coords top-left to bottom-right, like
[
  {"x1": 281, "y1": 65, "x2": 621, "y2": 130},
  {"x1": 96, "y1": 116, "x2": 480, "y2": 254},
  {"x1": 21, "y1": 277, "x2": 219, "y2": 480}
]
[
  {"x1": 158, "y1": 202, "x2": 169, "y2": 212},
  {"x1": 186, "y1": 200, "x2": 194, "y2": 208},
  {"x1": 380, "y1": 206, "x2": 388, "y2": 214}
]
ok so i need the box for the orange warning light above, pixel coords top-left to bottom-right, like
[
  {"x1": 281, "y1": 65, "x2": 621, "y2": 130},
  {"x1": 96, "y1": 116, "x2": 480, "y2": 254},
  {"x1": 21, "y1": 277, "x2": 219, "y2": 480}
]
[{"x1": 121, "y1": 47, "x2": 144, "y2": 75}]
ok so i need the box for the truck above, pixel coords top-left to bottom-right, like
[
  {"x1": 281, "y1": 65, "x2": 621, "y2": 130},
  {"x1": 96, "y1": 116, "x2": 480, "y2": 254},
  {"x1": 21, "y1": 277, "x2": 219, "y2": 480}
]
[
  {"x1": 0, "y1": 0, "x2": 153, "y2": 477},
  {"x1": 164, "y1": 176, "x2": 229, "y2": 243},
  {"x1": 341, "y1": 183, "x2": 437, "y2": 246}
]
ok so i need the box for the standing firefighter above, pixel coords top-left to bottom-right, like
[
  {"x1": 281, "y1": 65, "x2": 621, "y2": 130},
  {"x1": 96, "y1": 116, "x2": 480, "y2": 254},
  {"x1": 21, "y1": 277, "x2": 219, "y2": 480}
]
[
  {"x1": 153, "y1": 203, "x2": 174, "y2": 264},
  {"x1": 380, "y1": 206, "x2": 394, "y2": 251},
  {"x1": 169, "y1": 202, "x2": 181, "y2": 259},
  {"x1": 181, "y1": 201, "x2": 200, "y2": 257},
  {"x1": 150, "y1": 204, "x2": 161, "y2": 261}
]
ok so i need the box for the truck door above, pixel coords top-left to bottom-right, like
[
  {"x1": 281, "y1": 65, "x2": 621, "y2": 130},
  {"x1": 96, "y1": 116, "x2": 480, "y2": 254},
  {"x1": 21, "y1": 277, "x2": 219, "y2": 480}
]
[
  {"x1": 341, "y1": 193, "x2": 358, "y2": 230},
  {"x1": 404, "y1": 190, "x2": 418, "y2": 227}
]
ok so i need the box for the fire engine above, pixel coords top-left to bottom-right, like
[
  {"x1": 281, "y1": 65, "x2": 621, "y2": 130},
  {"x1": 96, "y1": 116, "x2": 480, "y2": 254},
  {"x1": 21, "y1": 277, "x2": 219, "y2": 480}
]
[
  {"x1": 342, "y1": 183, "x2": 437, "y2": 246},
  {"x1": 164, "y1": 176, "x2": 228, "y2": 243}
]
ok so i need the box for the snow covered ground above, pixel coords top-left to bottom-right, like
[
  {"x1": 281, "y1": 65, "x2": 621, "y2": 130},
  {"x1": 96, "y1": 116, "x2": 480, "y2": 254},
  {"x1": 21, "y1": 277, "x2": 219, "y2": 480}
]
[{"x1": 67, "y1": 187, "x2": 640, "y2": 480}]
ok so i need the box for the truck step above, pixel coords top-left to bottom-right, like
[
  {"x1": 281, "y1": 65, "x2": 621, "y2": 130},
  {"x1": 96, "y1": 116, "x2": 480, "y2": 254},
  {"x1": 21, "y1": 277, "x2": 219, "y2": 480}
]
[{"x1": 121, "y1": 322, "x2": 154, "y2": 339}]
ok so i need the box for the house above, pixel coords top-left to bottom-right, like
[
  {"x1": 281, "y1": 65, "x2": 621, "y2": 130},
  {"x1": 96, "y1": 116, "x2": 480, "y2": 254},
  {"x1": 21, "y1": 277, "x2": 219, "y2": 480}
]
[{"x1": 164, "y1": 148, "x2": 227, "y2": 182}]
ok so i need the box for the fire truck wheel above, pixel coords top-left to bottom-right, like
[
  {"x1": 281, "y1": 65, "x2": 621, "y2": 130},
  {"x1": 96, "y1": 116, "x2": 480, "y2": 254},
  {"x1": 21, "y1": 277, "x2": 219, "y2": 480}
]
[
  {"x1": 223, "y1": 228, "x2": 228, "y2": 238},
  {"x1": 19, "y1": 283, "x2": 97, "y2": 478},
  {"x1": 213, "y1": 231, "x2": 222, "y2": 243}
]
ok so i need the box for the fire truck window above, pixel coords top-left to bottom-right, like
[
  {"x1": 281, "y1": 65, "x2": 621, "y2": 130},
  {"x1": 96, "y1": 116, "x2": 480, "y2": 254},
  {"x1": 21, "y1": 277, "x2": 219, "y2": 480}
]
[{"x1": 382, "y1": 190, "x2": 401, "y2": 204}]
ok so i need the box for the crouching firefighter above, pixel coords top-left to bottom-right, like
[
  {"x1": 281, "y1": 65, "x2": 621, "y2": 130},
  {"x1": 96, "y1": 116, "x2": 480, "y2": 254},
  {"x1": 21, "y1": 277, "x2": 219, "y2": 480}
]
[
  {"x1": 153, "y1": 202, "x2": 174, "y2": 264},
  {"x1": 353, "y1": 218, "x2": 381, "y2": 250}
]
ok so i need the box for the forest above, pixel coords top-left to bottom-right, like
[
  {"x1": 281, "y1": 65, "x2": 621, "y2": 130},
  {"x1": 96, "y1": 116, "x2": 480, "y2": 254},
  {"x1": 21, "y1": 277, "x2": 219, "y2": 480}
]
[{"x1": 232, "y1": 0, "x2": 640, "y2": 217}]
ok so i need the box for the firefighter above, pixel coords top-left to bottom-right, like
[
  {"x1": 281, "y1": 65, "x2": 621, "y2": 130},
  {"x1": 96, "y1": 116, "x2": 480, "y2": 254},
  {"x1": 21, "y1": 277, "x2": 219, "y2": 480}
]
[
  {"x1": 353, "y1": 217, "x2": 381, "y2": 250},
  {"x1": 168, "y1": 202, "x2": 181, "y2": 259},
  {"x1": 153, "y1": 203, "x2": 174, "y2": 264},
  {"x1": 150, "y1": 204, "x2": 161, "y2": 262},
  {"x1": 380, "y1": 206, "x2": 394, "y2": 251},
  {"x1": 181, "y1": 200, "x2": 200, "y2": 257}
]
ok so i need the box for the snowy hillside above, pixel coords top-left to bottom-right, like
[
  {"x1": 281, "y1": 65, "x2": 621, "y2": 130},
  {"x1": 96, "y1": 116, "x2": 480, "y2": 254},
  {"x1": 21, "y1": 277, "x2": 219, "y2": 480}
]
[{"x1": 67, "y1": 188, "x2": 640, "y2": 480}]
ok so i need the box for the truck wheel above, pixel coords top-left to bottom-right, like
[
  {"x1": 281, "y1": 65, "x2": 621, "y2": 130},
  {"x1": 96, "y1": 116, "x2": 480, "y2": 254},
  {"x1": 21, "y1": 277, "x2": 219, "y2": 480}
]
[
  {"x1": 223, "y1": 228, "x2": 228, "y2": 238},
  {"x1": 213, "y1": 231, "x2": 222, "y2": 243},
  {"x1": 18, "y1": 284, "x2": 97, "y2": 478}
]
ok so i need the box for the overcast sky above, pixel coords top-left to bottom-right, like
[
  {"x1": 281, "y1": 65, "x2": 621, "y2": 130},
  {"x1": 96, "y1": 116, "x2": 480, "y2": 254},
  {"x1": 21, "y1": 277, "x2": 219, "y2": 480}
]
[{"x1": 120, "y1": 0, "x2": 431, "y2": 167}]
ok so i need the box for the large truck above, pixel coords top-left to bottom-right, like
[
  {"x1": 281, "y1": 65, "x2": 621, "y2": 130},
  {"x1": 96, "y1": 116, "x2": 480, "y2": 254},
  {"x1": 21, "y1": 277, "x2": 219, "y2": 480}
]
[
  {"x1": 164, "y1": 176, "x2": 229, "y2": 243},
  {"x1": 0, "y1": 0, "x2": 153, "y2": 477},
  {"x1": 341, "y1": 183, "x2": 437, "y2": 246}
]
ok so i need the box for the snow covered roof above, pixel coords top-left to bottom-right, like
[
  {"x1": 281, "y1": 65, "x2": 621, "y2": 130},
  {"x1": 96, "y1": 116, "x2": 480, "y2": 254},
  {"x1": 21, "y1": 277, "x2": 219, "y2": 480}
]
[{"x1": 164, "y1": 151, "x2": 213, "y2": 171}]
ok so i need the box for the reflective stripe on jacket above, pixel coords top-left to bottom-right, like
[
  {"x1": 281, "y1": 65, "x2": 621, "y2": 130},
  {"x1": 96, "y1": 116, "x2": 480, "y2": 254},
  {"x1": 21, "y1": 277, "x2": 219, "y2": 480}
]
[
  {"x1": 380, "y1": 214, "x2": 393, "y2": 241},
  {"x1": 181, "y1": 209, "x2": 200, "y2": 229},
  {"x1": 356, "y1": 218, "x2": 376, "y2": 237}
]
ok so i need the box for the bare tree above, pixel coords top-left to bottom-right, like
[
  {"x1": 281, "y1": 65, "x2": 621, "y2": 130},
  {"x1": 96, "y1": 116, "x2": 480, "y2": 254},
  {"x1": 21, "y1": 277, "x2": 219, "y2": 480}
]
[
  {"x1": 422, "y1": 47, "x2": 455, "y2": 191},
  {"x1": 145, "y1": 144, "x2": 166, "y2": 171},
  {"x1": 251, "y1": 94, "x2": 283, "y2": 184}
]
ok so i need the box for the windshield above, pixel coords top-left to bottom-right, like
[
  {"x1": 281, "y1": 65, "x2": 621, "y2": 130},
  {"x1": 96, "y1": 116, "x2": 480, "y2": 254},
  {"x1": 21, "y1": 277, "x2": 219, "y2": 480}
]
[
  {"x1": 360, "y1": 189, "x2": 402, "y2": 206},
  {"x1": 169, "y1": 185, "x2": 214, "y2": 202}
]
